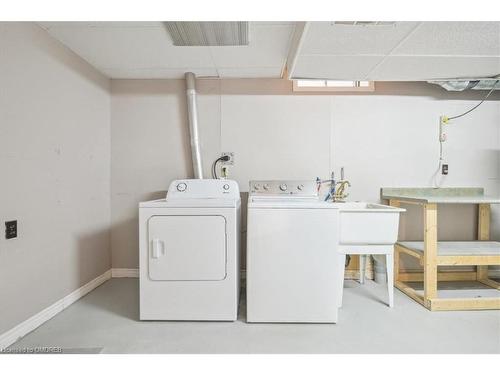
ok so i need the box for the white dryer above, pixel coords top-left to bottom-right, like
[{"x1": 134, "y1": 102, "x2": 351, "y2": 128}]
[
  {"x1": 139, "y1": 179, "x2": 241, "y2": 321},
  {"x1": 246, "y1": 180, "x2": 341, "y2": 323}
]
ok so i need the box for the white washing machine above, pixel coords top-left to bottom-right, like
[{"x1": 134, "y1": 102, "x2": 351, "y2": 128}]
[
  {"x1": 246, "y1": 180, "x2": 341, "y2": 323},
  {"x1": 139, "y1": 179, "x2": 241, "y2": 321}
]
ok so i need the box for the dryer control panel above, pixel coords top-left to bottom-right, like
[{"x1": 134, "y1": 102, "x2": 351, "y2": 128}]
[
  {"x1": 167, "y1": 179, "x2": 240, "y2": 200},
  {"x1": 249, "y1": 180, "x2": 318, "y2": 198}
]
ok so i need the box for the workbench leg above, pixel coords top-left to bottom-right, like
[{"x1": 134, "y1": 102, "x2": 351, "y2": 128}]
[
  {"x1": 394, "y1": 245, "x2": 400, "y2": 283},
  {"x1": 477, "y1": 204, "x2": 490, "y2": 280},
  {"x1": 388, "y1": 199, "x2": 401, "y2": 284},
  {"x1": 424, "y1": 203, "x2": 438, "y2": 309}
]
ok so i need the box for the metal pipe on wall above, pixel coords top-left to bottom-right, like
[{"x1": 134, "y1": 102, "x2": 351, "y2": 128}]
[{"x1": 185, "y1": 72, "x2": 203, "y2": 179}]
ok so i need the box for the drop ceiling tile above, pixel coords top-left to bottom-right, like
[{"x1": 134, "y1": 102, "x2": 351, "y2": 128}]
[
  {"x1": 367, "y1": 56, "x2": 500, "y2": 81},
  {"x1": 252, "y1": 21, "x2": 296, "y2": 26},
  {"x1": 39, "y1": 22, "x2": 162, "y2": 29},
  {"x1": 101, "y1": 67, "x2": 219, "y2": 79},
  {"x1": 300, "y1": 21, "x2": 420, "y2": 55},
  {"x1": 392, "y1": 22, "x2": 500, "y2": 56},
  {"x1": 291, "y1": 55, "x2": 384, "y2": 80},
  {"x1": 209, "y1": 25, "x2": 294, "y2": 68},
  {"x1": 42, "y1": 25, "x2": 215, "y2": 70},
  {"x1": 217, "y1": 67, "x2": 283, "y2": 78}
]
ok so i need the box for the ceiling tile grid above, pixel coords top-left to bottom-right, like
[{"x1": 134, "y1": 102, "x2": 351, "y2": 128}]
[
  {"x1": 38, "y1": 21, "x2": 500, "y2": 81},
  {"x1": 38, "y1": 22, "x2": 294, "y2": 79},
  {"x1": 299, "y1": 21, "x2": 420, "y2": 56},
  {"x1": 289, "y1": 21, "x2": 500, "y2": 81}
]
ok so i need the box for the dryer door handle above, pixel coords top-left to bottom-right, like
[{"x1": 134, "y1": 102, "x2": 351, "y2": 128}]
[{"x1": 151, "y1": 239, "x2": 165, "y2": 259}]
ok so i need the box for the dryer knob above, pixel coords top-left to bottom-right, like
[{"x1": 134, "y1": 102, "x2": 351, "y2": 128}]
[
  {"x1": 223, "y1": 184, "x2": 230, "y2": 190},
  {"x1": 176, "y1": 182, "x2": 187, "y2": 192},
  {"x1": 279, "y1": 183, "x2": 287, "y2": 191}
]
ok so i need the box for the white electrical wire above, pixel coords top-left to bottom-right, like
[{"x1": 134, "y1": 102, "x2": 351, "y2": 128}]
[
  {"x1": 432, "y1": 80, "x2": 499, "y2": 188},
  {"x1": 432, "y1": 119, "x2": 446, "y2": 188},
  {"x1": 447, "y1": 80, "x2": 499, "y2": 120}
]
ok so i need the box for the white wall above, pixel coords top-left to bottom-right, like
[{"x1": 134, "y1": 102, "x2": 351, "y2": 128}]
[
  {"x1": 0, "y1": 23, "x2": 111, "y2": 335},
  {"x1": 111, "y1": 79, "x2": 499, "y2": 270},
  {"x1": 1, "y1": 23, "x2": 497, "y2": 339}
]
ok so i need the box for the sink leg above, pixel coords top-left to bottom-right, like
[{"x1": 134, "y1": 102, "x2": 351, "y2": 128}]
[
  {"x1": 386, "y1": 253, "x2": 394, "y2": 307},
  {"x1": 359, "y1": 254, "x2": 367, "y2": 284},
  {"x1": 338, "y1": 253, "x2": 346, "y2": 307}
]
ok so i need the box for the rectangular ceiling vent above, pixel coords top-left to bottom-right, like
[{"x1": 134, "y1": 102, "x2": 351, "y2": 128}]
[
  {"x1": 165, "y1": 22, "x2": 249, "y2": 46},
  {"x1": 333, "y1": 21, "x2": 396, "y2": 27}
]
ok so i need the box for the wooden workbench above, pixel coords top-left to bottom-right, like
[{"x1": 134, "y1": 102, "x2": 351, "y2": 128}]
[{"x1": 381, "y1": 187, "x2": 500, "y2": 311}]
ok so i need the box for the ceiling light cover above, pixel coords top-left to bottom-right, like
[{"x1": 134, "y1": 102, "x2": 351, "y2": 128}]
[{"x1": 165, "y1": 22, "x2": 249, "y2": 46}]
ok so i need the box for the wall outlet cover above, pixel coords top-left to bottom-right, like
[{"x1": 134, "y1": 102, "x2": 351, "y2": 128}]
[
  {"x1": 5, "y1": 220, "x2": 17, "y2": 239},
  {"x1": 221, "y1": 152, "x2": 235, "y2": 165},
  {"x1": 442, "y1": 164, "x2": 449, "y2": 175}
]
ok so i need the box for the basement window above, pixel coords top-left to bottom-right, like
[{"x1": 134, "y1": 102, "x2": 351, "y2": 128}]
[{"x1": 292, "y1": 79, "x2": 375, "y2": 92}]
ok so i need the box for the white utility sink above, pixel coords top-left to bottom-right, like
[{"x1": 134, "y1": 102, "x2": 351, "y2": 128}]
[{"x1": 331, "y1": 202, "x2": 405, "y2": 245}]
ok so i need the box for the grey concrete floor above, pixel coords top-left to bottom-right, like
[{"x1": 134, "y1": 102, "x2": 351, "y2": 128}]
[{"x1": 8, "y1": 278, "x2": 500, "y2": 353}]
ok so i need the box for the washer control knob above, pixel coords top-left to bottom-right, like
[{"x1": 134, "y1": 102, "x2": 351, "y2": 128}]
[
  {"x1": 263, "y1": 184, "x2": 270, "y2": 190},
  {"x1": 223, "y1": 184, "x2": 230, "y2": 191},
  {"x1": 297, "y1": 184, "x2": 304, "y2": 191},
  {"x1": 176, "y1": 182, "x2": 187, "y2": 192},
  {"x1": 279, "y1": 183, "x2": 288, "y2": 191},
  {"x1": 254, "y1": 184, "x2": 261, "y2": 191}
]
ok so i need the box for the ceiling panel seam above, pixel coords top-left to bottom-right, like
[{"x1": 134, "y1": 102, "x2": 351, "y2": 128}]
[
  {"x1": 363, "y1": 22, "x2": 424, "y2": 80},
  {"x1": 207, "y1": 46, "x2": 220, "y2": 78},
  {"x1": 286, "y1": 22, "x2": 310, "y2": 79}
]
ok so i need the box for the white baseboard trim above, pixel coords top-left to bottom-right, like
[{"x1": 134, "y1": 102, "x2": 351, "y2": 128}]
[
  {"x1": 111, "y1": 268, "x2": 139, "y2": 278},
  {"x1": 0, "y1": 270, "x2": 111, "y2": 350}
]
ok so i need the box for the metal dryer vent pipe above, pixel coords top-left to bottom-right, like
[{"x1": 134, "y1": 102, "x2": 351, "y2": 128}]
[{"x1": 185, "y1": 72, "x2": 203, "y2": 179}]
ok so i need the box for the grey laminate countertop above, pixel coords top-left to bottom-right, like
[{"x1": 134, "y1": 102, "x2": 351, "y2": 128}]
[{"x1": 381, "y1": 187, "x2": 500, "y2": 204}]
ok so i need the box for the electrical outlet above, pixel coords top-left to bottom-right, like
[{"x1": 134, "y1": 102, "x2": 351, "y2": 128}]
[
  {"x1": 442, "y1": 164, "x2": 449, "y2": 175},
  {"x1": 5, "y1": 220, "x2": 17, "y2": 239},
  {"x1": 221, "y1": 152, "x2": 235, "y2": 165}
]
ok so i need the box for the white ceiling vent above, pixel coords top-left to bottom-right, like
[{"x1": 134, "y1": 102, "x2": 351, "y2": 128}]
[{"x1": 165, "y1": 22, "x2": 249, "y2": 46}]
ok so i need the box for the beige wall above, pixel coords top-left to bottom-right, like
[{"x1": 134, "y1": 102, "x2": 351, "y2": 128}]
[
  {"x1": 0, "y1": 23, "x2": 111, "y2": 335},
  {"x1": 111, "y1": 79, "x2": 500, "y2": 270}
]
